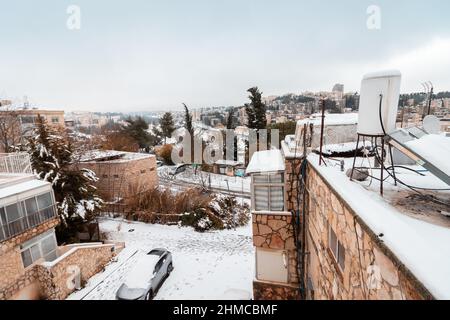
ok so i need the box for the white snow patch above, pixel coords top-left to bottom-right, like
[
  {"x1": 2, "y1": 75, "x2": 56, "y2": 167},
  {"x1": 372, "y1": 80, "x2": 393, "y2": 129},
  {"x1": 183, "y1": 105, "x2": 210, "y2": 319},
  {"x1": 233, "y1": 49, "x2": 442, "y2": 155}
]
[{"x1": 246, "y1": 150, "x2": 285, "y2": 174}]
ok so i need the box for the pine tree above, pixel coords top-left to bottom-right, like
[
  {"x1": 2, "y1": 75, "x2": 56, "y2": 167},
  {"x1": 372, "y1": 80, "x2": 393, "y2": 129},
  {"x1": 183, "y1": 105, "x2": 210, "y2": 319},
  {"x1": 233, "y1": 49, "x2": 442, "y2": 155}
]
[
  {"x1": 121, "y1": 116, "x2": 155, "y2": 149},
  {"x1": 160, "y1": 112, "x2": 175, "y2": 144},
  {"x1": 183, "y1": 103, "x2": 194, "y2": 135},
  {"x1": 27, "y1": 116, "x2": 103, "y2": 241},
  {"x1": 226, "y1": 109, "x2": 236, "y2": 130},
  {"x1": 245, "y1": 87, "x2": 267, "y2": 130}
]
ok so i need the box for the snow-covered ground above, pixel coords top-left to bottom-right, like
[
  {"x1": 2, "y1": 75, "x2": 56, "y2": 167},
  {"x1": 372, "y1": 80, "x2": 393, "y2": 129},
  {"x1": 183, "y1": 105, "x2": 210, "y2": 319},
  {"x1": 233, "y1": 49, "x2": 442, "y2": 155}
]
[
  {"x1": 68, "y1": 218, "x2": 254, "y2": 300},
  {"x1": 159, "y1": 166, "x2": 251, "y2": 194}
]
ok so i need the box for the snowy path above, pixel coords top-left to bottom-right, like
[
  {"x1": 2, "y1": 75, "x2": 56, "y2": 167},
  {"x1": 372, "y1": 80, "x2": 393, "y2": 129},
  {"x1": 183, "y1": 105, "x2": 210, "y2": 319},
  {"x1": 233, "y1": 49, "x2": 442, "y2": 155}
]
[{"x1": 68, "y1": 219, "x2": 254, "y2": 300}]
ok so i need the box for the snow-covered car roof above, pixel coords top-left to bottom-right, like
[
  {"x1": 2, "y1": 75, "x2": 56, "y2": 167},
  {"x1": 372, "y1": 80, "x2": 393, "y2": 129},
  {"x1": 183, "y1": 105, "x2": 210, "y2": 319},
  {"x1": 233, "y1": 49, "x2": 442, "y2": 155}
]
[{"x1": 124, "y1": 253, "x2": 160, "y2": 289}]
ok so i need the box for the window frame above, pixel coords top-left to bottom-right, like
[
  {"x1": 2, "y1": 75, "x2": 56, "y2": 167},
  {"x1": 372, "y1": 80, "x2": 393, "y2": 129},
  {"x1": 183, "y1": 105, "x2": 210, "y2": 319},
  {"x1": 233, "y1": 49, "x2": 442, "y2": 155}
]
[
  {"x1": 251, "y1": 172, "x2": 286, "y2": 213},
  {"x1": 0, "y1": 191, "x2": 56, "y2": 242},
  {"x1": 328, "y1": 224, "x2": 345, "y2": 272},
  {"x1": 20, "y1": 230, "x2": 58, "y2": 268}
]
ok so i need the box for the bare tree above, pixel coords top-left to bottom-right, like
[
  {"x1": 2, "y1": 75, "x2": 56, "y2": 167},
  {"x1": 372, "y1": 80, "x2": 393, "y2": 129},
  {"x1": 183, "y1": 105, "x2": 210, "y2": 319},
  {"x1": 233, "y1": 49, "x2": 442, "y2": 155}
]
[{"x1": 0, "y1": 104, "x2": 23, "y2": 152}]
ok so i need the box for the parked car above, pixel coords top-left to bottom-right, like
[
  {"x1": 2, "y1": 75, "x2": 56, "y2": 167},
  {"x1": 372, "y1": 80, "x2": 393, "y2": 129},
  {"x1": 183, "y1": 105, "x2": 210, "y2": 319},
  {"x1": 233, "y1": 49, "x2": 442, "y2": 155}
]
[
  {"x1": 115, "y1": 249, "x2": 174, "y2": 300},
  {"x1": 170, "y1": 164, "x2": 188, "y2": 176},
  {"x1": 156, "y1": 160, "x2": 164, "y2": 167}
]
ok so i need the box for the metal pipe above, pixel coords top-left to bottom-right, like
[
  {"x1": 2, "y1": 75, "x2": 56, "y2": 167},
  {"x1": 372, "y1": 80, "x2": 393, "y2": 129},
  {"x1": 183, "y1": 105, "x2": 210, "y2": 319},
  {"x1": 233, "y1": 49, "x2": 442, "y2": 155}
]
[{"x1": 319, "y1": 99, "x2": 325, "y2": 166}]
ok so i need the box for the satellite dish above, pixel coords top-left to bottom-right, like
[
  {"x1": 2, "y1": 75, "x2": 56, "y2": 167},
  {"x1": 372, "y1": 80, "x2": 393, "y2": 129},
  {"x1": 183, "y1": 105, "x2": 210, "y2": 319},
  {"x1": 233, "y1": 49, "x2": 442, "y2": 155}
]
[{"x1": 423, "y1": 115, "x2": 441, "y2": 134}]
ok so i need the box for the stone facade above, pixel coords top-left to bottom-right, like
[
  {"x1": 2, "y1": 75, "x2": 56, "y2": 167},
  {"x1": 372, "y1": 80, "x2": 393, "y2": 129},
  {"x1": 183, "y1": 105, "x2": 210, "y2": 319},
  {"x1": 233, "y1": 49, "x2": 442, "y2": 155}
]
[
  {"x1": 0, "y1": 217, "x2": 116, "y2": 300},
  {"x1": 305, "y1": 164, "x2": 433, "y2": 300},
  {"x1": 253, "y1": 281, "x2": 300, "y2": 300},
  {"x1": 37, "y1": 244, "x2": 116, "y2": 300},
  {"x1": 252, "y1": 214, "x2": 298, "y2": 285},
  {"x1": 0, "y1": 218, "x2": 59, "y2": 292},
  {"x1": 79, "y1": 154, "x2": 158, "y2": 203}
]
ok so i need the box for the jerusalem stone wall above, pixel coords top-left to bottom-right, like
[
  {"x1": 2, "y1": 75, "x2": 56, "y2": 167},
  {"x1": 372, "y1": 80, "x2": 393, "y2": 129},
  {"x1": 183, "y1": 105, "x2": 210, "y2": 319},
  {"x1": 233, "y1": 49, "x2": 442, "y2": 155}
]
[
  {"x1": 37, "y1": 244, "x2": 116, "y2": 300},
  {"x1": 305, "y1": 164, "x2": 433, "y2": 300},
  {"x1": 253, "y1": 281, "x2": 300, "y2": 300},
  {"x1": 252, "y1": 213, "x2": 299, "y2": 299},
  {"x1": 80, "y1": 155, "x2": 158, "y2": 203},
  {"x1": 0, "y1": 218, "x2": 59, "y2": 295}
]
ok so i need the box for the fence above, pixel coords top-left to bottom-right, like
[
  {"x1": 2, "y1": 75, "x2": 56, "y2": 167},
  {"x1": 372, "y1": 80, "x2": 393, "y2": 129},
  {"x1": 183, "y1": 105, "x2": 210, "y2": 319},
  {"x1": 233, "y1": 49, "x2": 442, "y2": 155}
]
[{"x1": 0, "y1": 153, "x2": 32, "y2": 174}]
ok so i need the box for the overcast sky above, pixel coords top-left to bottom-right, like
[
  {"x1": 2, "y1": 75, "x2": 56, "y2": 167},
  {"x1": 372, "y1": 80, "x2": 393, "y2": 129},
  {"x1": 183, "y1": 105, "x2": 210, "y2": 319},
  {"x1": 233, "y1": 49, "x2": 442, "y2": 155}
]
[{"x1": 1, "y1": 0, "x2": 450, "y2": 112}]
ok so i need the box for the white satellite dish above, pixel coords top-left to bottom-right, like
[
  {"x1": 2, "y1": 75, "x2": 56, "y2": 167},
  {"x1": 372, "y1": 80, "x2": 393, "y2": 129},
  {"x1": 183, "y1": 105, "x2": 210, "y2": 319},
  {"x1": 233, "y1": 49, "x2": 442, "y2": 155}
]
[{"x1": 423, "y1": 115, "x2": 441, "y2": 134}]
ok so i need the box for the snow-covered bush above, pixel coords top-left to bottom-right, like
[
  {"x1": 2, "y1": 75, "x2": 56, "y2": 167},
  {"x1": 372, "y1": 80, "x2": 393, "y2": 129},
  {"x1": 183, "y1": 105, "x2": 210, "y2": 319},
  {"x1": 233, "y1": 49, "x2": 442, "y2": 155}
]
[
  {"x1": 209, "y1": 194, "x2": 250, "y2": 229},
  {"x1": 128, "y1": 187, "x2": 250, "y2": 232}
]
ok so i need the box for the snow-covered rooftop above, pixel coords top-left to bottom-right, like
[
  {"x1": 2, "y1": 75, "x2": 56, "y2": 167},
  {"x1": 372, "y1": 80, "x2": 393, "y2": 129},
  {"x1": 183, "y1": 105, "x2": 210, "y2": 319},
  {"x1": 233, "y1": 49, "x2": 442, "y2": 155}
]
[
  {"x1": 0, "y1": 178, "x2": 51, "y2": 200},
  {"x1": 246, "y1": 150, "x2": 285, "y2": 174},
  {"x1": 308, "y1": 153, "x2": 450, "y2": 299},
  {"x1": 297, "y1": 113, "x2": 358, "y2": 127},
  {"x1": 79, "y1": 150, "x2": 155, "y2": 163}
]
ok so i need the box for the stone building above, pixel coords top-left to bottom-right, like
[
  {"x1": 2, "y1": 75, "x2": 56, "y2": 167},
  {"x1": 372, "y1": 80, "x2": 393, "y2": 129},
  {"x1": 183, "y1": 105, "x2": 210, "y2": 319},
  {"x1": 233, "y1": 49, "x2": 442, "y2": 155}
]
[
  {"x1": 77, "y1": 150, "x2": 158, "y2": 204},
  {"x1": 250, "y1": 136, "x2": 450, "y2": 300},
  {"x1": 0, "y1": 153, "x2": 118, "y2": 300}
]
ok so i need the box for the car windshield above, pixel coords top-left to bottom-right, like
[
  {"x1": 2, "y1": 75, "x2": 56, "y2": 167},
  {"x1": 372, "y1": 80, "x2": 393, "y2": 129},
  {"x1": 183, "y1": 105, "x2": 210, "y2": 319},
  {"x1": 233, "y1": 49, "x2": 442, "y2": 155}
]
[{"x1": 124, "y1": 254, "x2": 160, "y2": 289}]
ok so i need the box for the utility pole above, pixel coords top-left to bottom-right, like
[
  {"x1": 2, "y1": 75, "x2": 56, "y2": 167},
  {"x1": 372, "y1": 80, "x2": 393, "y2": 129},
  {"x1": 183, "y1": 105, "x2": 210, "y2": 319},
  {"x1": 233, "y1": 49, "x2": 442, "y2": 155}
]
[{"x1": 427, "y1": 82, "x2": 434, "y2": 116}]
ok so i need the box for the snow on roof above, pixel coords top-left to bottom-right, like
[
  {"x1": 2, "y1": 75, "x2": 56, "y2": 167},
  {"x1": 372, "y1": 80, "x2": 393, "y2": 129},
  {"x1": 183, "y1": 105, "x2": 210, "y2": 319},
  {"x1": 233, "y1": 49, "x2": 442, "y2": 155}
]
[
  {"x1": 246, "y1": 150, "x2": 285, "y2": 174},
  {"x1": 0, "y1": 178, "x2": 50, "y2": 200},
  {"x1": 79, "y1": 150, "x2": 155, "y2": 163},
  {"x1": 363, "y1": 69, "x2": 402, "y2": 80},
  {"x1": 308, "y1": 153, "x2": 450, "y2": 299},
  {"x1": 124, "y1": 252, "x2": 160, "y2": 289},
  {"x1": 405, "y1": 134, "x2": 450, "y2": 177},
  {"x1": 297, "y1": 113, "x2": 358, "y2": 127}
]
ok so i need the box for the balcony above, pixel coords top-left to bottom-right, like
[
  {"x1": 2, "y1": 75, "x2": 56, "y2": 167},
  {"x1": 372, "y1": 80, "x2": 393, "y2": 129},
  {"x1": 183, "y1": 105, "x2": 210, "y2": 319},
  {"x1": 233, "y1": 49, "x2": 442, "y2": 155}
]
[
  {"x1": 0, "y1": 205, "x2": 57, "y2": 242},
  {"x1": 0, "y1": 153, "x2": 32, "y2": 174}
]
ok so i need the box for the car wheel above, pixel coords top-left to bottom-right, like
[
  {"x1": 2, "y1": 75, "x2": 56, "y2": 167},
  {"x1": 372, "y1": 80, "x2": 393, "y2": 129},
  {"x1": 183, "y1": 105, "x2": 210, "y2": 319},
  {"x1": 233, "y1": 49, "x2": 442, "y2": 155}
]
[
  {"x1": 167, "y1": 263, "x2": 174, "y2": 275},
  {"x1": 145, "y1": 290, "x2": 154, "y2": 300}
]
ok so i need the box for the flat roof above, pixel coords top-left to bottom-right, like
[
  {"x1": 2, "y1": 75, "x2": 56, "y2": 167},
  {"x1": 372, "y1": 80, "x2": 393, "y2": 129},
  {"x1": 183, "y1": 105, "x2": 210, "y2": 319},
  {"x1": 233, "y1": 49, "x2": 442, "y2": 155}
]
[
  {"x1": 297, "y1": 113, "x2": 358, "y2": 127},
  {"x1": 308, "y1": 153, "x2": 450, "y2": 299},
  {"x1": 78, "y1": 150, "x2": 155, "y2": 163}
]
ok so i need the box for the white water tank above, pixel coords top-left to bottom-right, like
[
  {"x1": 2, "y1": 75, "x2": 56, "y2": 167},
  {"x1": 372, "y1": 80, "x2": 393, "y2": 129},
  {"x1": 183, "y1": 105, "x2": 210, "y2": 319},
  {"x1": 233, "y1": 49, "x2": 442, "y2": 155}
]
[{"x1": 357, "y1": 70, "x2": 402, "y2": 136}]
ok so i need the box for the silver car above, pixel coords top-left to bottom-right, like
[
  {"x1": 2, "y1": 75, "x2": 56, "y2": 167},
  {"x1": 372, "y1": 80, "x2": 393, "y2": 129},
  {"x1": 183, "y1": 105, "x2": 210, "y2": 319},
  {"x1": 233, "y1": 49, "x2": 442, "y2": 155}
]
[{"x1": 115, "y1": 248, "x2": 174, "y2": 300}]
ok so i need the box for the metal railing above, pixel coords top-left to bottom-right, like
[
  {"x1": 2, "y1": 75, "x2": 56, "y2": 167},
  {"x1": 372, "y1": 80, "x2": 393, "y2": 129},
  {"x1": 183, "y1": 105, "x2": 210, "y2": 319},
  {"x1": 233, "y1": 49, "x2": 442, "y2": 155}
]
[
  {"x1": 0, "y1": 153, "x2": 32, "y2": 174},
  {"x1": 0, "y1": 205, "x2": 57, "y2": 242}
]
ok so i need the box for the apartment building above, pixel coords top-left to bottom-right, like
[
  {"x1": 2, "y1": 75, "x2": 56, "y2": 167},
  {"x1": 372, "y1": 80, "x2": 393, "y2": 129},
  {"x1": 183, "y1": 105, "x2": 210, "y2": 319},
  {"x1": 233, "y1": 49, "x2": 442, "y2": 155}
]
[
  {"x1": 0, "y1": 109, "x2": 65, "y2": 152},
  {"x1": 0, "y1": 153, "x2": 117, "y2": 300}
]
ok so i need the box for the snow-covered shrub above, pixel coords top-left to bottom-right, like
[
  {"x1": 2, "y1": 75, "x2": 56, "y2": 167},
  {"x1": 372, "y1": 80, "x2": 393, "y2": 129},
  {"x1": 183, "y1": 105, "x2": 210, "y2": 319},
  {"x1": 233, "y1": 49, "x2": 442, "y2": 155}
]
[
  {"x1": 209, "y1": 194, "x2": 250, "y2": 229},
  {"x1": 126, "y1": 187, "x2": 250, "y2": 232},
  {"x1": 180, "y1": 208, "x2": 222, "y2": 232}
]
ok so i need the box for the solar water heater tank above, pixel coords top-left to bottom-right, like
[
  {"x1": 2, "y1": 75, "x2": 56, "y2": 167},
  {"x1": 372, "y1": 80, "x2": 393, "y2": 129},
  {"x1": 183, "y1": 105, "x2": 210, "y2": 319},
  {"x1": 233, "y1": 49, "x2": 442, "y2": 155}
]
[{"x1": 357, "y1": 70, "x2": 402, "y2": 136}]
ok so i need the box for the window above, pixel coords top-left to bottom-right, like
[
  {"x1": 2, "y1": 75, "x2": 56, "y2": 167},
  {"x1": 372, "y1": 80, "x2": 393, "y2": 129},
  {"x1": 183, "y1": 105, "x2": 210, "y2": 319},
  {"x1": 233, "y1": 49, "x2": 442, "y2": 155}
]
[
  {"x1": 0, "y1": 207, "x2": 7, "y2": 240},
  {"x1": 5, "y1": 203, "x2": 21, "y2": 222},
  {"x1": 140, "y1": 169, "x2": 146, "y2": 174},
  {"x1": 37, "y1": 193, "x2": 53, "y2": 210},
  {"x1": 252, "y1": 173, "x2": 285, "y2": 212},
  {"x1": 20, "y1": 116, "x2": 36, "y2": 124},
  {"x1": 0, "y1": 193, "x2": 56, "y2": 241},
  {"x1": 51, "y1": 117, "x2": 59, "y2": 123},
  {"x1": 329, "y1": 225, "x2": 345, "y2": 271},
  {"x1": 20, "y1": 230, "x2": 58, "y2": 268},
  {"x1": 102, "y1": 174, "x2": 108, "y2": 178},
  {"x1": 25, "y1": 197, "x2": 39, "y2": 215}
]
